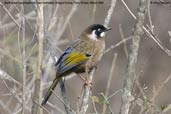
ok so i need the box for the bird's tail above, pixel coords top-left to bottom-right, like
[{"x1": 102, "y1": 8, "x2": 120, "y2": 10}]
[{"x1": 41, "y1": 77, "x2": 61, "y2": 105}]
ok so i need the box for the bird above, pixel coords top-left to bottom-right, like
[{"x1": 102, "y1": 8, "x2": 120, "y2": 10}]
[{"x1": 41, "y1": 24, "x2": 111, "y2": 105}]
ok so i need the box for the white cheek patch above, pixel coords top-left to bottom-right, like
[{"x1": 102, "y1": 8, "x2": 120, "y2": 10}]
[
  {"x1": 88, "y1": 30, "x2": 97, "y2": 41},
  {"x1": 100, "y1": 32, "x2": 105, "y2": 37}
]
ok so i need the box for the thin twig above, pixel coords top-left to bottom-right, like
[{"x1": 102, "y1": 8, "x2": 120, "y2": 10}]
[
  {"x1": 1, "y1": 78, "x2": 32, "y2": 112},
  {"x1": 47, "y1": 0, "x2": 59, "y2": 31},
  {"x1": 56, "y1": 0, "x2": 80, "y2": 40},
  {"x1": 100, "y1": 93, "x2": 114, "y2": 114},
  {"x1": 108, "y1": 89, "x2": 122, "y2": 99},
  {"x1": 0, "y1": 10, "x2": 36, "y2": 30},
  {"x1": 104, "y1": 36, "x2": 132, "y2": 54},
  {"x1": 121, "y1": 0, "x2": 171, "y2": 56},
  {"x1": 0, "y1": 101, "x2": 12, "y2": 114},
  {"x1": 168, "y1": 31, "x2": 171, "y2": 44},
  {"x1": 0, "y1": 2, "x2": 20, "y2": 27},
  {"x1": 104, "y1": 0, "x2": 117, "y2": 27},
  {"x1": 20, "y1": 1, "x2": 26, "y2": 114},
  {"x1": 91, "y1": 94, "x2": 98, "y2": 113},
  {"x1": 2, "y1": 3, "x2": 15, "y2": 23},
  {"x1": 0, "y1": 48, "x2": 21, "y2": 64},
  {"x1": 91, "y1": 0, "x2": 97, "y2": 23},
  {"x1": 135, "y1": 74, "x2": 161, "y2": 114},
  {"x1": 0, "y1": 69, "x2": 21, "y2": 85},
  {"x1": 119, "y1": 24, "x2": 128, "y2": 58},
  {"x1": 32, "y1": 99, "x2": 51, "y2": 114},
  {"x1": 120, "y1": 0, "x2": 147, "y2": 114},
  {"x1": 31, "y1": 2, "x2": 44, "y2": 114},
  {"x1": 102, "y1": 53, "x2": 118, "y2": 114},
  {"x1": 47, "y1": 102, "x2": 66, "y2": 114},
  {"x1": 50, "y1": 89, "x2": 65, "y2": 105},
  {"x1": 147, "y1": 0, "x2": 154, "y2": 33},
  {"x1": 152, "y1": 73, "x2": 171, "y2": 102},
  {"x1": 1, "y1": 78, "x2": 22, "y2": 105}
]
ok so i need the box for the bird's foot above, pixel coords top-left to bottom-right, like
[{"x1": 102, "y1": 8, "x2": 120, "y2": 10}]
[
  {"x1": 78, "y1": 74, "x2": 93, "y2": 90},
  {"x1": 84, "y1": 80, "x2": 93, "y2": 90}
]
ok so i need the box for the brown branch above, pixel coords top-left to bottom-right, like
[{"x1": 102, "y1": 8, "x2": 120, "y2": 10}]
[{"x1": 120, "y1": 0, "x2": 147, "y2": 114}]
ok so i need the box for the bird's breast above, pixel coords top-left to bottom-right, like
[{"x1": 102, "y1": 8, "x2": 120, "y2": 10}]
[{"x1": 84, "y1": 40, "x2": 105, "y2": 69}]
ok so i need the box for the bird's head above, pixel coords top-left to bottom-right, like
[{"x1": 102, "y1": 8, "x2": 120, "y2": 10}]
[{"x1": 83, "y1": 24, "x2": 111, "y2": 41}]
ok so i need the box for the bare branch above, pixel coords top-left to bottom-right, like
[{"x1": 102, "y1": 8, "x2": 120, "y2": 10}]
[
  {"x1": 32, "y1": 99, "x2": 51, "y2": 114},
  {"x1": 31, "y1": 2, "x2": 44, "y2": 114},
  {"x1": 120, "y1": 0, "x2": 147, "y2": 114},
  {"x1": 0, "y1": 69, "x2": 21, "y2": 85},
  {"x1": 0, "y1": 48, "x2": 21, "y2": 64},
  {"x1": 51, "y1": 89, "x2": 65, "y2": 105},
  {"x1": 121, "y1": 0, "x2": 171, "y2": 56},
  {"x1": 0, "y1": 11, "x2": 36, "y2": 30},
  {"x1": 104, "y1": 36, "x2": 132, "y2": 54},
  {"x1": 79, "y1": 68, "x2": 95, "y2": 114},
  {"x1": 152, "y1": 73, "x2": 171, "y2": 102},
  {"x1": 19, "y1": 1, "x2": 27, "y2": 114},
  {"x1": 104, "y1": 0, "x2": 117, "y2": 27},
  {"x1": 56, "y1": 0, "x2": 80, "y2": 40},
  {"x1": 0, "y1": 2, "x2": 20, "y2": 27},
  {"x1": 119, "y1": 24, "x2": 128, "y2": 58}
]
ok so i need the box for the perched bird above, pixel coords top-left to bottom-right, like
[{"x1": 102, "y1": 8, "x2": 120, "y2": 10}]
[{"x1": 42, "y1": 24, "x2": 111, "y2": 105}]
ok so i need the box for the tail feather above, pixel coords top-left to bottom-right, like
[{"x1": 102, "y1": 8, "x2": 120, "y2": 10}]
[{"x1": 41, "y1": 77, "x2": 61, "y2": 105}]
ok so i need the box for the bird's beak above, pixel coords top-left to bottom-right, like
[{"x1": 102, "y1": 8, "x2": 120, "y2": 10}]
[
  {"x1": 107, "y1": 27, "x2": 112, "y2": 31},
  {"x1": 104, "y1": 27, "x2": 112, "y2": 32}
]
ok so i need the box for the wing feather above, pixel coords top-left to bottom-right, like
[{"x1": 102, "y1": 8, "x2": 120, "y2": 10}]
[{"x1": 57, "y1": 49, "x2": 91, "y2": 75}]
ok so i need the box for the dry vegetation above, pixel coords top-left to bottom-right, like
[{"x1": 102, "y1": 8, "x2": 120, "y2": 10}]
[{"x1": 0, "y1": 0, "x2": 171, "y2": 114}]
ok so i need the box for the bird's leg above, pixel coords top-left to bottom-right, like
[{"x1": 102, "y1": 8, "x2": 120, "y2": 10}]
[
  {"x1": 77, "y1": 74, "x2": 87, "y2": 84},
  {"x1": 78, "y1": 74, "x2": 93, "y2": 100},
  {"x1": 77, "y1": 74, "x2": 93, "y2": 88}
]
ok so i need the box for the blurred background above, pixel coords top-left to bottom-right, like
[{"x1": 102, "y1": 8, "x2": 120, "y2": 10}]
[{"x1": 0, "y1": 0, "x2": 171, "y2": 114}]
